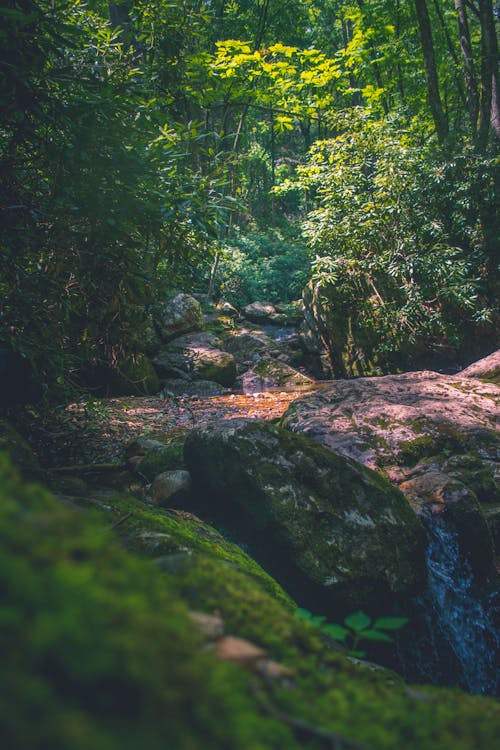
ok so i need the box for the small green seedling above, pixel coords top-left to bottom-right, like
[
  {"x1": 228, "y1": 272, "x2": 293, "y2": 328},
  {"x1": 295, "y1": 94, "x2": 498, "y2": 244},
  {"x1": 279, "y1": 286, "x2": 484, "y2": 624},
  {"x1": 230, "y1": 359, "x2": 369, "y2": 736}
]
[{"x1": 294, "y1": 608, "x2": 408, "y2": 658}]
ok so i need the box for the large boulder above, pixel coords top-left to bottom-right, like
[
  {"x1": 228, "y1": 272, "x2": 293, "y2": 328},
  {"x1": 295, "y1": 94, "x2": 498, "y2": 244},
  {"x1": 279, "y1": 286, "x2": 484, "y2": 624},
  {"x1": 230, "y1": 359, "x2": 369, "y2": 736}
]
[
  {"x1": 241, "y1": 358, "x2": 314, "y2": 393},
  {"x1": 461, "y1": 349, "x2": 500, "y2": 384},
  {"x1": 184, "y1": 419, "x2": 426, "y2": 614},
  {"x1": 281, "y1": 370, "x2": 499, "y2": 578},
  {"x1": 110, "y1": 354, "x2": 160, "y2": 396},
  {"x1": 243, "y1": 301, "x2": 277, "y2": 323},
  {"x1": 153, "y1": 333, "x2": 236, "y2": 387},
  {"x1": 154, "y1": 294, "x2": 204, "y2": 343}
]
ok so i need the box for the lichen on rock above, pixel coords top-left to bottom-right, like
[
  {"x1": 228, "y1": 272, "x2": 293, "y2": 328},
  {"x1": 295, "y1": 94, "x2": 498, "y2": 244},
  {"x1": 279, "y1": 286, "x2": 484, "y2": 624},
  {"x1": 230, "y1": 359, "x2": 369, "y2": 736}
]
[{"x1": 184, "y1": 418, "x2": 426, "y2": 614}]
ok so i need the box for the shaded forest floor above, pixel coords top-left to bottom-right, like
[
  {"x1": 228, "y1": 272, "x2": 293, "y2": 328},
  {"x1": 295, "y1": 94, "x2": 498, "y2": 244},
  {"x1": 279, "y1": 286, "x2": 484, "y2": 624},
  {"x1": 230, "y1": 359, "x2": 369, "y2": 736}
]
[{"x1": 18, "y1": 386, "x2": 321, "y2": 468}]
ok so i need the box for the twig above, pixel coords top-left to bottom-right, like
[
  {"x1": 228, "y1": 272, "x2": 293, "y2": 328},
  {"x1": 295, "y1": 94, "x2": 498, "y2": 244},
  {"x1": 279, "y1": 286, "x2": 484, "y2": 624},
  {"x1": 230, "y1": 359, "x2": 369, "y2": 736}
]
[
  {"x1": 109, "y1": 512, "x2": 132, "y2": 530},
  {"x1": 48, "y1": 462, "x2": 128, "y2": 474}
]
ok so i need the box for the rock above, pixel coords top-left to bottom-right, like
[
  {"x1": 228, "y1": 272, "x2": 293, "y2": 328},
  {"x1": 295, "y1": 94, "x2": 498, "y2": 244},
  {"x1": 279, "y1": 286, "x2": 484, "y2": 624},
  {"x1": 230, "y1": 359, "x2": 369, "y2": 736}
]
[
  {"x1": 125, "y1": 437, "x2": 168, "y2": 460},
  {"x1": 111, "y1": 354, "x2": 160, "y2": 396},
  {"x1": 221, "y1": 329, "x2": 274, "y2": 371},
  {"x1": 160, "y1": 379, "x2": 226, "y2": 397},
  {"x1": 215, "y1": 635, "x2": 266, "y2": 668},
  {"x1": 130, "y1": 440, "x2": 185, "y2": 481},
  {"x1": 281, "y1": 370, "x2": 500, "y2": 577},
  {"x1": 151, "y1": 470, "x2": 192, "y2": 505},
  {"x1": 241, "y1": 358, "x2": 314, "y2": 393},
  {"x1": 243, "y1": 301, "x2": 277, "y2": 323},
  {"x1": 216, "y1": 300, "x2": 239, "y2": 317},
  {"x1": 461, "y1": 350, "x2": 500, "y2": 384},
  {"x1": 188, "y1": 611, "x2": 225, "y2": 639},
  {"x1": 153, "y1": 336, "x2": 236, "y2": 387},
  {"x1": 282, "y1": 371, "x2": 499, "y2": 473},
  {"x1": 184, "y1": 419, "x2": 426, "y2": 613},
  {"x1": 0, "y1": 419, "x2": 41, "y2": 478},
  {"x1": 154, "y1": 293, "x2": 204, "y2": 343}
]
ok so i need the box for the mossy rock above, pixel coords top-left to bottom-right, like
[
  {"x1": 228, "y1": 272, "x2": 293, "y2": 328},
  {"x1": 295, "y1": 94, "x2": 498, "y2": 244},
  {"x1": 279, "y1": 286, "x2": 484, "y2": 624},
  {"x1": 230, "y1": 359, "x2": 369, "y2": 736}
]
[
  {"x1": 74, "y1": 490, "x2": 292, "y2": 608},
  {"x1": 134, "y1": 440, "x2": 186, "y2": 481},
  {"x1": 0, "y1": 420, "x2": 41, "y2": 478},
  {"x1": 2, "y1": 456, "x2": 500, "y2": 749},
  {"x1": 0, "y1": 457, "x2": 293, "y2": 750},
  {"x1": 241, "y1": 358, "x2": 313, "y2": 393},
  {"x1": 112, "y1": 354, "x2": 160, "y2": 396},
  {"x1": 185, "y1": 419, "x2": 426, "y2": 615}
]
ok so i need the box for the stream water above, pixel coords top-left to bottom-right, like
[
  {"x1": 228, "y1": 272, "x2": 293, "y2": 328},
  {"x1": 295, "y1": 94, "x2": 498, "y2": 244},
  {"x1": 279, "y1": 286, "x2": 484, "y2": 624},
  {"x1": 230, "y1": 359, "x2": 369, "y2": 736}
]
[{"x1": 396, "y1": 513, "x2": 499, "y2": 695}]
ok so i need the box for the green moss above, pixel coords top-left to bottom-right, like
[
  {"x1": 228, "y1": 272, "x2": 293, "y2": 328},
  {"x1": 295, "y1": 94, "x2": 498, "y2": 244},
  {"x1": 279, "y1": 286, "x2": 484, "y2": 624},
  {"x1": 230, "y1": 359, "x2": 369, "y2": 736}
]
[
  {"x1": 112, "y1": 354, "x2": 160, "y2": 396},
  {"x1": 0, "y1": 455, "x2": 294, "y2": 750},
  {"x1": 397, "y1": 436, "x2": 439, "y2": 467},
  {"x1": 2, "y1": 455, "x2": 500, "y2": 750},
  {"x1": 135, "y1": 441, "x2": 186, "y2": 481},
  {"x1": 74, "y1": 491, "x2": 292, "y2": 608}
]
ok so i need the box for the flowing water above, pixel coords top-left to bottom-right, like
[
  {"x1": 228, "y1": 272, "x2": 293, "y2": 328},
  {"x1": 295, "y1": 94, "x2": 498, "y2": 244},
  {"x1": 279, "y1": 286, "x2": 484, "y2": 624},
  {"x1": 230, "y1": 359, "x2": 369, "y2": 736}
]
[{"x1": 396, "y1": 513, "x2": 499, "y2": 695}]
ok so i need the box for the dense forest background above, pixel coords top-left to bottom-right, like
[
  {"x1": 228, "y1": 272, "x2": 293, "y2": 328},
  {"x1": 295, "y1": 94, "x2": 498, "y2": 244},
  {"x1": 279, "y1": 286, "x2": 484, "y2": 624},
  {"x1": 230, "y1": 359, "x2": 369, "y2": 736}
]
[{"x1": 1, "y1": 0, "x2": 499, "y2": 395}]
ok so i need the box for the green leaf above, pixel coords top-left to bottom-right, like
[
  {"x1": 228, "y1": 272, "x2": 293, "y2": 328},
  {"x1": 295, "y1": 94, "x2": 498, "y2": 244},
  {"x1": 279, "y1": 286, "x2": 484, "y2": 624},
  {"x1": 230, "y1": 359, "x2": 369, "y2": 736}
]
[
  {"x1": 358, "y1": 629, "x2": 393, "y2": 642},
  {"x1": 310, "y1": 615, "x2": 327, "y2": 626},
  {"x1": 294, "y1": 607, "x2": 313, "y2": 621},
  {"x1": 373, "y1": 617, "x2": 409, "y2": 631},
  {"x1": 322, "y1": 623, "x2": 349, "y2": 641},
  {"x1": 344, "y1": 611, "x2": 371, "y2": 632},
  {"x1": 349, "y1": 650, "x2": 366, "y2": 659}
]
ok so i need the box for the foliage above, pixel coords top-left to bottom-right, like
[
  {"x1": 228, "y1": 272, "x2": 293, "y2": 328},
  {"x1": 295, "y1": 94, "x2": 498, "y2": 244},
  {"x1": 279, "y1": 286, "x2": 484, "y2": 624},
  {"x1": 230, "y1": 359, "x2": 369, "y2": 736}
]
[
  {"x1": 2, "y1": 454, "x2": 500, "y2": 749},
  {"x1": 216, "y1": 227, "x2": 309, "y2": 304},
  {"x1": 295, "y1": 607, "x2": 408, "y2": 658},
  {"x1": 278, "y1": 110, "x2": 496, "y2": 363}
]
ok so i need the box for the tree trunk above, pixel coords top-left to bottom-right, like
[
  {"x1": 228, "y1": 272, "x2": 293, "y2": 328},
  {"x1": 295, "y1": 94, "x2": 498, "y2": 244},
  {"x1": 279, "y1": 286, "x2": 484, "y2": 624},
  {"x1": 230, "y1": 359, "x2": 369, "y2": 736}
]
[
  {"x1": 455, "y1": 0, "x2": 479, "y2": 131},
  {"x1": 413, "y1": 0, "x2": 449, "y2": 143},
  {"x1": 477, "y1": 0, "x2": 499, "y2": 146}
]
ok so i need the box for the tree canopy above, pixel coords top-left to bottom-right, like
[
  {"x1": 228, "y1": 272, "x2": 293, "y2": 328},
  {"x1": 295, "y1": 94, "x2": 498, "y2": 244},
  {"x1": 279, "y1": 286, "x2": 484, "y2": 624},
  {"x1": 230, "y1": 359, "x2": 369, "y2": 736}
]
[{"x1": 1, "y1": 0, "x2": 498, "y2": 393}]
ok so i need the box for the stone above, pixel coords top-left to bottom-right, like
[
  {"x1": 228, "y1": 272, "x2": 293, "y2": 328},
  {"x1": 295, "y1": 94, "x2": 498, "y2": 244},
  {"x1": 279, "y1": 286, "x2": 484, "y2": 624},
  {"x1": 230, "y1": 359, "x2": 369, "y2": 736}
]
[
  {"x1": 153, "y1": 336, "x2": 236, "y2": 387},
  {"x1": 215, "y1": 636, "x2": 266, "y2": 668},
  {"x1": 281, "y1": 370, "x2": 500, "y2": 578},
  {"x1": 150, "y1": 470, "x2": 192, "y2": 505},
  {"x1": 160, "y1": 379, "x2": 226, "y2": 397},
  {"x1": 184, "y1": 419, "x2": 426, "y2": 614},
  {"x1": 216, "y1": 300, "x2": 239, "y2": 317},
  {"x1": 221, "y1": 329, "x2": 274, "y2": 372},
  {"x1": 154, "y1": 293, "x2": 204, "y2": 343},
  {"x1": 125, "y1": 437, "x2": 186, "y2": 481},
  {"x1": 188, "y1": 611, "x2": 225, "y2": 639},
  {"x1": 111, "y1": 354, "x2": 160, "y2": 396},
  {"x1": 241, "y1": 358, "x2": 314, "y2": 393},
  {"x1": 461, "y1": 350, "x2": 500, "y2": 384},
  {"x1": 282, "y1": 371, "x2": 499, "y2": 473},
  {"x1": 243, "y1": 301, "x2": 277, "y2": 323}
]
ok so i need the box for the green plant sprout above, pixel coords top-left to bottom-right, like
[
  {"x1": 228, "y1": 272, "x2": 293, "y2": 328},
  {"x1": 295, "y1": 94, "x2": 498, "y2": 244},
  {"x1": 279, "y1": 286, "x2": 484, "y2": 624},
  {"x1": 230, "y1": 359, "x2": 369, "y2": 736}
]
[{"x1": 294, "y1": 608, "x2": 408, "y2": 658}]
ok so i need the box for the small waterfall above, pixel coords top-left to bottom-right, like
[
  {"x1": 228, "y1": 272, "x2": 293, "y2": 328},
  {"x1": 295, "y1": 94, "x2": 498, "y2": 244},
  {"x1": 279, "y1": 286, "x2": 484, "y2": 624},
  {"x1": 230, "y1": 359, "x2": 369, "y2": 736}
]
[
  {"x1": 393, "y1": 510, "x2": 499, "y2": 695},
  {"x1": 423, "y1": 514, "x2": 499, "y2": 695}
]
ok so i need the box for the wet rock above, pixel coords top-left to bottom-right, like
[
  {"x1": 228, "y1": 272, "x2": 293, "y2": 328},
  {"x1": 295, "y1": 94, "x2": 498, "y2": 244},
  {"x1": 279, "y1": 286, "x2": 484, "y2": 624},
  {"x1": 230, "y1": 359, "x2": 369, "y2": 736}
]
[
  {"x1": 154, "y1": 293, "x2": 204, "y2": 343},
  {"x1": 241, "y1": 358, "x2": 314, "y2": 393},
  {"x1": 185, "y1": 419, "x2": 426, "y2": 614}
]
